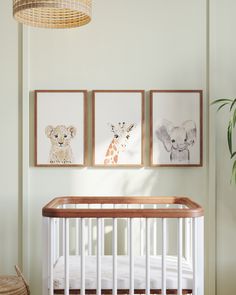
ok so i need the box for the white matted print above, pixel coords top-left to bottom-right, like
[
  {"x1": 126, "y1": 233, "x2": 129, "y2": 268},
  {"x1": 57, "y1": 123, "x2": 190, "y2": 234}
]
[
  {"x1": 92, "y1": 90, "x2": 144, "y2": 167},
  {"x1": 150, "y1": 90, "x2": 203, "y2": 166},
  {"x1": 35, "y1": 90, "x2": 86, "y2": 166}
]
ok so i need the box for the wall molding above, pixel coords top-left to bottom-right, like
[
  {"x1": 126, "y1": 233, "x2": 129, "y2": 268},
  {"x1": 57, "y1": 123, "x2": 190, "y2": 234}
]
[
  {"x1": 207, "y1": 0, "x2": 216, "y2": 294},
  {"x1": 20, "y1": 24, "x2": 30, "y2": 280}
]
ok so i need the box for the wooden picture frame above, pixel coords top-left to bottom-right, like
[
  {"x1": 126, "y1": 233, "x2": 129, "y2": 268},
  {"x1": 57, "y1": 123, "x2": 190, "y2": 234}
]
[
  {"x1": 92, "y1": 90, "x2": 145, "y2": 167},
  {"x1": 150, "y1": 90, "x2": 203, "y2": 167},
  {"x1": 35, "y1": 90, "x2": 87, "y2": 167}
]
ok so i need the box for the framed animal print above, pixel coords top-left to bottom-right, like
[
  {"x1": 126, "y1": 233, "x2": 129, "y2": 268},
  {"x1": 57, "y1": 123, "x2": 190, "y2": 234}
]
[
  {"x1": 92, "y1": 90, "x2": 145, "y2": 167},
  {"x1": 35, "y1": 90, "x2": 87, "y2": 167},
  {"x1": 150, "y1": 90, "x2": 203, "y2": 167}
]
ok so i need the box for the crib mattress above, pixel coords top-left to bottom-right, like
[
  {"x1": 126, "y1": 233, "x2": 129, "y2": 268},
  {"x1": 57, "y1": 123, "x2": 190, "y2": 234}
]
[{"x1": 53, "y1": 255, "x2": 193, "y2": 290}]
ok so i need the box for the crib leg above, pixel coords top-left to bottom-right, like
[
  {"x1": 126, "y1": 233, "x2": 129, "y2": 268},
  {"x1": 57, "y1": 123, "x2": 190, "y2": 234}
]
[
  {"x1": 193, "y1": 217, "x2": 204, "y2": 295},
  {"x1": 42, "y1": 217, "x2": 49, "y2": 295},
  {"x1": 197, "y1": 217, "x2": 204, "y2": 295}
]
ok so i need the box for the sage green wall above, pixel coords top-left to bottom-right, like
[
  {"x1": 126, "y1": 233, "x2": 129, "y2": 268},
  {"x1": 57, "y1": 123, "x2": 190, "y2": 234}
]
[
  {"x1": 0, "y1": 1, "x2": 20, "y2": 275},
  {"x1": 1, "y1": 0, "x2": 236, "y2": 294}
]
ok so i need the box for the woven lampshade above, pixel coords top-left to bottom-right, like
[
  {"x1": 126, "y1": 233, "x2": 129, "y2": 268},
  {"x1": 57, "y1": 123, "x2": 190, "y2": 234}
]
[{"x1": 13, "y1": 0, "x2": 92, "y2": 29}]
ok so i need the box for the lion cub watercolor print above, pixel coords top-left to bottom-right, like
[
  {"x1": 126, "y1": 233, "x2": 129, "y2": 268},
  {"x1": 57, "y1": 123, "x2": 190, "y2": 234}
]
[
  {"x1": 45, "y1": 125, "x2": 77, "y2": 164},
  {"x1": 35, "y1": 90, "x2": 86, "y2": 166}
]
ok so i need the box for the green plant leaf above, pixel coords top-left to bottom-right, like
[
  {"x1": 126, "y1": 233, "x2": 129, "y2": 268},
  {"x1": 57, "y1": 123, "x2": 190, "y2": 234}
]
[
  {"x1": 212, "y1": 97, "x2": 236, "y2": 185},
  {"x1": 217, "y1": 102, "x2": 230, "y2": 112},
  {"x1": 234, "y1": 160, "x2": 236, "y2": 184},
  {"x1": 211, "y1": 98, "x2": 233, "y2": 105},
  {"x1": 231, "y1": 159, "x2": 236, "y2": 184},
  {"x1": 233, "y1": 108, "x2": 236, "y2": 127},
  {"x1": 231, "y1": 151, "x2": 236, "y2": 159},
  {"x1": 230, "y1": 98, "x2": 236, "y2": 111},
  {"x1": 227, "y1": 120, "x2": 233, "y2": 156}
]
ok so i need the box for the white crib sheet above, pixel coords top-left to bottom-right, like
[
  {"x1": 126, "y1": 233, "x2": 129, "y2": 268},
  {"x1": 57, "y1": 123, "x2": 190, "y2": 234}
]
[{"x1": 53, "y1": 255, "x2": 193, "y2": 290}]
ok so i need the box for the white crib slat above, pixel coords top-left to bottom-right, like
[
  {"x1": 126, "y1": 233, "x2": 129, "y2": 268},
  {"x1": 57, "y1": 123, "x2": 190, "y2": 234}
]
[
  {"x1": 127, "y1": 205, "x2": 130, "y2": 256},
  {"x1": 189, "y1": 218, "x2": 193, "y2": 263},
  {"x1": 140, "y1": 204, "x2": 144, "y2": 256},
  {"x1": 59, "y1": 219, "x2": 64, "y2": 256},
  {"x1": 49, "y1": 218, "x2": 54, "y2": 295},
  {"x1": 88, "y1": 204, "x2": 92, "y2": 256},
  {"x1": 146, "y1": 218, "x2": 150, "y2": 295},
  {"x1": 112, "y1": 218, "x2": 117, "y2": 295},
  {"x1": 56, "y1": 219, "x2": 60, "y2": 261},
  {"x1": 64, "y1": 218, "x2": 69, "y2": 295},
  {"x1": 97, "y1": 218, "x2": 102, "y2": 295},
  {"x1": 75, "y1": 204, "x2": 79, "y2": 256},
  {"x1": 80, "y1": 218, "x2": 85, "y2": 295},
  {"x1": 54, "y1": 219, "x2": 56, "y2": 263},
  {"x1": 153, "y1": 204, "x2": 157, "y2": 256},
  {"x1": 185, "y1": 218, "x2": 191, "y2": 263},
  {"x1": 101, "y1": 215, "x2": 105, "y2": 255},
  {"x1": 62, "y1": 204, "x2": 66, "y2": 256},
  {"x1": 193, "y1": 218, "x2": 198, "y2": 295},
  {"x1": 162, "y1": 218, "x2": 167, "y2": 295},
  {"x1": 53, "y1": 219, "x2": 56, "y2": 264},
  {"x1": 129, "y1": 218, "x2": 134, "y2": 295},
  {"x1": 100, "y1": 204, "x2": 105, "y2": 256},
  {"x1": 88, "y1": 218, "x2": 92, "y2": 255},
  {"x1": 178, "y1": 218, "x2": 183, "y2": 295},
  {"x1": 88, "y1": 204, "x2": 93, "y2": 255},
  {"x1": 75, "y1": 217, "x2": 80, "y2": 256},
  {"x1": 63, "y1": 217, "x2": 65, "y2": 256}
]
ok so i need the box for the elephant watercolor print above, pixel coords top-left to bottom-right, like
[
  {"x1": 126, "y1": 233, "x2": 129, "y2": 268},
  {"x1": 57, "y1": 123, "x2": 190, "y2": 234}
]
[{"x1": 150, "y1": 90, "x2": 203, "y2": 167}]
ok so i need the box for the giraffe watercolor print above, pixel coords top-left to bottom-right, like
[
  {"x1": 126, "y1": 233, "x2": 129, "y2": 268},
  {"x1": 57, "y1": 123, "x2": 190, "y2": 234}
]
[
  {"x1": 104, "y1": 122, "x2": 135, "y2": 165},
  {"x1": 92, "y1": 90, "x2": 144, "y2": 167}
]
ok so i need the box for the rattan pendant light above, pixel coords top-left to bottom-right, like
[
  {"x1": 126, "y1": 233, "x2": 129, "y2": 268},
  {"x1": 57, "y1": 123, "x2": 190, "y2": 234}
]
[{"x1": 13, "y1": 0, "x2": 92, "y2": 29}]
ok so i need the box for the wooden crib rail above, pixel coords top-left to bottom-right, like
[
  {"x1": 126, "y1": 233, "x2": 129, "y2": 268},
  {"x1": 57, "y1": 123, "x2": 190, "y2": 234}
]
[{"x1": 42, "y1": 196, "x2": 204, "y2": 218}]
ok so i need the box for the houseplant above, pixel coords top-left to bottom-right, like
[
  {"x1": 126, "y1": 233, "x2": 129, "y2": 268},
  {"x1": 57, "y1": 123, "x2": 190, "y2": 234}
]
[{"x1": 212, "y1": 98, "x2": 236, "y2": 183}]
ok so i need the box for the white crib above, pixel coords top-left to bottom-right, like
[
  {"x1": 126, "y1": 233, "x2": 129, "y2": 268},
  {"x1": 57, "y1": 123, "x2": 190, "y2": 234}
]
[{"x1": 42, "y1": 196, "x2": 204, "y2": 295}]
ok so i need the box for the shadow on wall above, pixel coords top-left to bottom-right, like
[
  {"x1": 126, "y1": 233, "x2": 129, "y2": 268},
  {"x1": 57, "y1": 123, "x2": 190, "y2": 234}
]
[
  {"x1": 107, "y1": 168, "x2": 202, "y2": 255},
  {"x1": 66, "y1": 169, "x2": 188, "y2": 257},
  {"x1": 80, "y1": 170, "x2": 191, "y2": 255}
]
